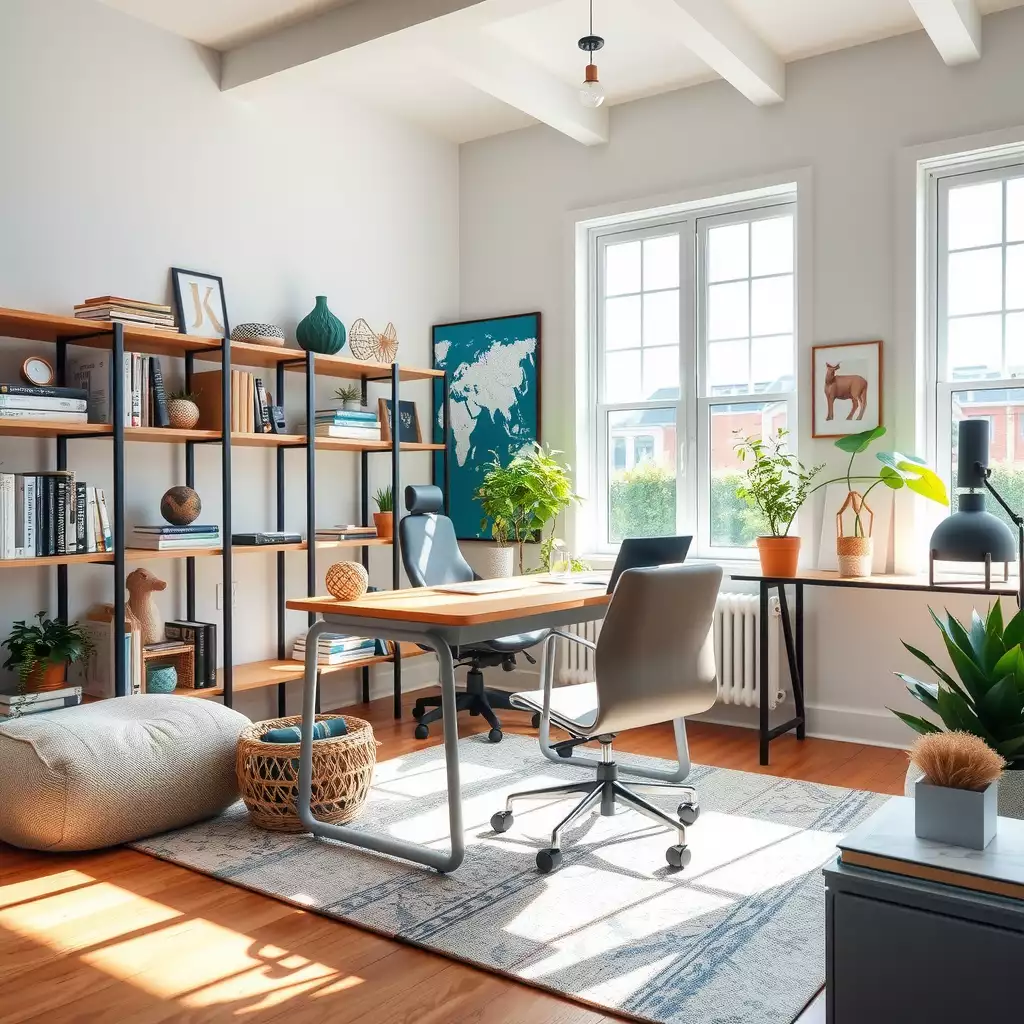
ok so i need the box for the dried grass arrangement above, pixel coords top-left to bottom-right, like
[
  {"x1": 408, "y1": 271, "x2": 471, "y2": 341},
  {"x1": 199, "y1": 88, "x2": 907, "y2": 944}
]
[{"x1": 908, "y1": 731, "x2": 1005, "y2": 791}]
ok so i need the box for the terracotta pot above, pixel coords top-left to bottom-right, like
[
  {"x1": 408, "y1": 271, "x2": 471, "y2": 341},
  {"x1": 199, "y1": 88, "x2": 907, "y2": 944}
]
[
  {"x1": 837, "y1": 536, "x2": 873, "y2": 578},
  {"x1": 373, "y1": 511, "x2": 393, "y2": 541},
  {"x1": 24, "y1": 661, "x2": 68, "y2": 693},
  {"x1": 755, "y1": 536, "x2": 801, "y2": 577}
]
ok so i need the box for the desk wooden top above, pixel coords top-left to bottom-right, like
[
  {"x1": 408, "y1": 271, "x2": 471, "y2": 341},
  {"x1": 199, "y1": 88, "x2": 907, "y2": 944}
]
[
  {"x1": 731, "y1": 567, "x2": 1018, "y2": 596},
  {"x1": 286, "y1": 578, "x2": 612, "y2": 627}
]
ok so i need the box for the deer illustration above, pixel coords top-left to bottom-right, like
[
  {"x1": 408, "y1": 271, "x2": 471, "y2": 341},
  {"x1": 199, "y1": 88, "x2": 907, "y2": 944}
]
[
  {"x1": 824, "y1": 362, "x2": 868, "y2": 421},
  {"x1": 126, "y1": 568, "x2": 167, "y2": 645}
]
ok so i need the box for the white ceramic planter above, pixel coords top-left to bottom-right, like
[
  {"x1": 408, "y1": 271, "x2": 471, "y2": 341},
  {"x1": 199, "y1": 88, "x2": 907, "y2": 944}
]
[
  {"x1": 477, "y1": 545, "x2": 514, "y2": 578},
  {"x1": 906, "y1": 761, "x2": 1024, "y2": 819}
]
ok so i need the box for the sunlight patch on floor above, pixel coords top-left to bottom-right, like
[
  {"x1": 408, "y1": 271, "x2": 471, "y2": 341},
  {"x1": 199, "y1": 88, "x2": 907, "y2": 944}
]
[
  {"x1": 580, "y1": 953, "x2": 679, "y2": 1005},
  {"x1": 0, "y1": 868, "x2": 98, "y2": 909},
  {"x1": 371, "y1": 758, "x2": 507, "y2": 800}
]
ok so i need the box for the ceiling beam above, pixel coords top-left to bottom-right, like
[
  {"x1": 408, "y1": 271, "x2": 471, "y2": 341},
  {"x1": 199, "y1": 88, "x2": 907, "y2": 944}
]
[
  {"x1": 428, "y1": 34, "x2": 608, "y2": 146},
  {"x1": 638, "y1": 0, "x2": 784, "y2": 105},
  {"x1": 909, "y1": 0, "x2": 982, "y2": 65}
]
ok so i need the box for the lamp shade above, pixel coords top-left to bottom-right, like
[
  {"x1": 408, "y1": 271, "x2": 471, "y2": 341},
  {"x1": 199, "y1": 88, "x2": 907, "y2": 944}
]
[{"x1": 929, "y1": 492, "x2": 1016, "y2": 563}]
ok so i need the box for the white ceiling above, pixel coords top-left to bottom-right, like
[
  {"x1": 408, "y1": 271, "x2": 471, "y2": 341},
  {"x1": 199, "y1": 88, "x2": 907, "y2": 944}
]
[{"x1": 97, "y1": 0, "x2": 1024, "y2": 143}]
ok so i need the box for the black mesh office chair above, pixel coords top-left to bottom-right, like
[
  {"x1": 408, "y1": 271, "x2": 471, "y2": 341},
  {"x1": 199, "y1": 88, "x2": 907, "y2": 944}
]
[{"x1": 399, "y1": 485, "x2": 549, "y2": 743}]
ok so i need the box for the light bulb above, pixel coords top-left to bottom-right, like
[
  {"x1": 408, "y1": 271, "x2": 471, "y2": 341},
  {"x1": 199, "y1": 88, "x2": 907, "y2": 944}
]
[{"x1": 580, "y1": 64, "x2": 605, "y2": 108}]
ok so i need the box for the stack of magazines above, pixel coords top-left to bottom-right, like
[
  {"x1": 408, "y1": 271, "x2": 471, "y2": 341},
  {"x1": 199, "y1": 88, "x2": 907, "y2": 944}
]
[
  {"x1": 0, "y1": 684, "x2": 82, "y2": 719},
  {"x1": 131, "y1": 524, "x2": 221, "y2": 550},
  {"x1": 292, "y1": 633, "x2": 376, "y2": 666}
]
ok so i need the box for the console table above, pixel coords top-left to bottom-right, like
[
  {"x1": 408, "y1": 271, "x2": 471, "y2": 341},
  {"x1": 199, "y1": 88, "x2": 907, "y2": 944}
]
[{"x1": 730, "y1": 569, "x2": 1015, "y2": 764}]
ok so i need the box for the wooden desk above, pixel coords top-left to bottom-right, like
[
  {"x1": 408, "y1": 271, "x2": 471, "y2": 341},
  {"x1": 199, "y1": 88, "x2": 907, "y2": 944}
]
[
  {"x1": 286, "y1": 579, "x2": 612, "y2": 873},
  {"x1": 731, "y1": 569, "x2": 1016, "y2": 765}
]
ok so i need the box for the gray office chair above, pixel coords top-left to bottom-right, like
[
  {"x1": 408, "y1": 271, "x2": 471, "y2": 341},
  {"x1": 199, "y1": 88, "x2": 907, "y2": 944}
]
[
  {"x1": 399, "y1": 484, "x2": 550, "y2": 742},
  {"x1": 491, "y1": 563, "x2": 722, "y2": 873}
]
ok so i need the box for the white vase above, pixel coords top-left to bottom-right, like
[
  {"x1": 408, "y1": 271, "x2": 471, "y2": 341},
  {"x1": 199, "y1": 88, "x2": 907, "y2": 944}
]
[
  {"x1": 477, "y1": 545, "x2": 514, "y2": 578},
  {"x1": 906, "y1": 761, "x2": 1024, "y2": 819}
]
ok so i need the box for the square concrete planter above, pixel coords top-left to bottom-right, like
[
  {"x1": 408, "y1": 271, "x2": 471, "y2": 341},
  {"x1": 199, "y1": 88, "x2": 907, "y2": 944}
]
[{"x1": 914, "y1": 777, "x2": 998, "y2": 850}]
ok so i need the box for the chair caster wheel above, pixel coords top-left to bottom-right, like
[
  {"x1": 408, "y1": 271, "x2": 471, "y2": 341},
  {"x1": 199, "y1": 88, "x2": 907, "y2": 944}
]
[
  {"x1": 412, "y1": 706, "x2": 424, "y2": 720},
  {"x1": 414, "y1": 724, "x2": 429, "y2": 740},
  {"x1": 487, "y1": 727, "x2": 503, "y2": 743},
  {"x1": 531, "y1": 712, "x2": 541, "y2": 728},
  {"x1": 490, "y1": 810, "x2": 513, "y2": 833},
  {"x1": 536, "y1": 848, "x2": 562, "y2": 873},
  {"x1": 666, "y1": 845, "x2": 691, "y2": 869},
  {"x1": 677, "y1": 802, "x2": 700, "y2": 826}
]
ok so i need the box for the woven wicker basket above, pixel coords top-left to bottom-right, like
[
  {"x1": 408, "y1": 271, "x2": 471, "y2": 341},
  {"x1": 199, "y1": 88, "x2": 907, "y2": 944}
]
[{"x1": 236, "y1": 714, "x2": 377, "y2": 832}]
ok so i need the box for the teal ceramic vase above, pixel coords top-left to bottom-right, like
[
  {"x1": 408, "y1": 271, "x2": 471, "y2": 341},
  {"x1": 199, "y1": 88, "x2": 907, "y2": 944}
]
[
  {"x1": 296, "y1": 296, "x2": 346, "y2": 355},
  {"x1": 146, "y1": 665, "x2": 177, "y2": 694}
]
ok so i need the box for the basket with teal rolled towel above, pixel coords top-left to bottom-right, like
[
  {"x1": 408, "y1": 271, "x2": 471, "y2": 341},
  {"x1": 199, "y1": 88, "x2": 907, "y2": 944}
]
[{"x1": 236, "y1": 714, "x2": 377, "y2": 832}]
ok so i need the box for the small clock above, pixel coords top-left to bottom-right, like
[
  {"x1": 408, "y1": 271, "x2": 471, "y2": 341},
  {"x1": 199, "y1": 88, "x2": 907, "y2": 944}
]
[{"x1": 21, "y1": 356, "x2": 54, "y2": 387}]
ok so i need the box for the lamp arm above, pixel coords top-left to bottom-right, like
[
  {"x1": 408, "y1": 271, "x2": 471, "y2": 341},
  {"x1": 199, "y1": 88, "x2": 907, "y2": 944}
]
[
  {"x1": 982, "y1": 473, "x2": 1024, "y2": 528},
  {"x1": 982, "y1": 470, "x2": 1024, "y2": 608}
]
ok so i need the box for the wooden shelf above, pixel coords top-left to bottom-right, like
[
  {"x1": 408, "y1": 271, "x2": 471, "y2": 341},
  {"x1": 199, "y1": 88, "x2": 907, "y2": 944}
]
[
  {"x1": 315, "y1": 438, "x2": 445, "y2": 453},
  {"x1": 125, "y1": 537, "x2": 389, "y2": 561},
  {"x1": 126, "y1": 426, "x2": 222, "y2": 443},
  {"x1": 0, "y1": 420, "x2": 111, "y2": 439},
  {"x1": 125, "y1": 547, "x2": 222, "y2": 561},
  {"x1": 0, "y1": 551, "x2": 115, "y2": 569}
]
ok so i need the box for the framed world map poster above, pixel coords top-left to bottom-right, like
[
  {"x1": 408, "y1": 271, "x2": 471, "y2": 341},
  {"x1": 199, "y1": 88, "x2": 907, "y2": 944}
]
[{"x1": 432, "y1": 312, "x2": 541, "y2": 540}]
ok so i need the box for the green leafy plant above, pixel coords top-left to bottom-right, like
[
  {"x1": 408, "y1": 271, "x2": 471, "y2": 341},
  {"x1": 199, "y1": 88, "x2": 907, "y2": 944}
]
[
  {"x1": 733, "y1": 429, "x2": 823, "y2": 537},
  {"x1": 2, "y1": 612, "x2": 94, "y2": 693},
  {"x1": 334, "y1": 384, "x2": 361, "y2": 405},
  {"x1": 373, "y1": 485, "x2": 393, "y2": 513},
  {"x1": 167, "y1": 389, "x2": 199, "y2": 403},
  {"x1": 892, "y1": 602, "x2": 1024, "y2": 766},
  {"x1": 475, "y1": 443, "x2": 580, "y2": 573}
]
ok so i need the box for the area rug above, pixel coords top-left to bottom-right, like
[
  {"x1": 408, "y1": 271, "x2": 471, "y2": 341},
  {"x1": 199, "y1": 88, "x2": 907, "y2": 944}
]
[{"x1": 133, "y1": 734, "x2": 883, "y2": 1024}]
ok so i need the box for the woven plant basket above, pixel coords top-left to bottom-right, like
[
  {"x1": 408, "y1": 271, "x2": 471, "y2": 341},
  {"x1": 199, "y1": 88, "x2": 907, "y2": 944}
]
[{"x1": 236, "y1": 714, "x2": 377, "y2": 833}]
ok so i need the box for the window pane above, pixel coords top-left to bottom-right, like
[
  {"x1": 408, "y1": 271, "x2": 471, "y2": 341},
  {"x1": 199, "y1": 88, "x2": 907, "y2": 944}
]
[
  {"x1": 643, "y1": 290, "x2": 679, "y2": 348},
  {"x1": 605, "y1": 295, "x2": 640, "y2": 350},
  {"x1": 1007, "y1": 312, "x2": 1024, "y2": 374},
  {"x1": 607, "y1": 408, "x2": 676, "y2": 544},
  {"x1": 709, "y1": 402, "x2": 788, "y2": 549},
  {"x1": 1007, "y1": 243, "x2": 1024, "y2": 310},
  {"x1": 605, "y1": 241, "x2": 641, "y2": 296},
  {"x1": 751, "y1": 216, "x2": 793, "y2": 276},
  {"x1": 708, "y1": 223, "x2": 748, "y2": 282},
  {"x1": 643, "y1": 346, "x2": 679, "y2": 400},
  {"x1": 751, "y1": 275, "x2": 793, "y2": 336},
  {"x1": 1008, "y1": 178, "x2": 1024, "y2": 243},
  {"x1": 708, "y1": 339, "x2": 749, "y2": 394},
  {"x1": 643, "y1": 235, "x2": 679, "y2": 290},
  {"x1": 708, "y1": 281, "x2": 749, "y2": 340},
  {"x1": 751, "y1": 335, "x2": 794, "y2": 390},
  {"x1": 605, "y1": 350, "x2": 642, "y2": 402},
  {"x1": 947, "y1": 314, "x2": 1002, "y2": 380},
  {"x1": 948, "y1": 181, "x2": 1002, "y2": 251},
  {"x1": 948, "y1": 247, "x2": 1003, "y2": 315}
]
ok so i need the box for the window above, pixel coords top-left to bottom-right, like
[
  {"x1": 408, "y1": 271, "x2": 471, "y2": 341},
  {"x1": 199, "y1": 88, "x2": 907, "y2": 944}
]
[{"x1": 590, "y1": 196, "x2": 796, "y2": 555}]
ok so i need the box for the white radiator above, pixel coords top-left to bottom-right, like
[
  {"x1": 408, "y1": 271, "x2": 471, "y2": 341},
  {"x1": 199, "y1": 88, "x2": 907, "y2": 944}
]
[{"x1": 557, "y1": 594, "x2": 787, "y2": 710}]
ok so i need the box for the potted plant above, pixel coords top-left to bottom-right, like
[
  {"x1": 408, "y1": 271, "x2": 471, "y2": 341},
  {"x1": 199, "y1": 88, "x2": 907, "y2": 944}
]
[
  {"x1": 2, "y1": 612, "x2": 94, "y2": 694},
  {"x1": 166, "y1": 390, "x2": 200, "y2": 430},
  {"x1": 335, "y1": 384, "x2": 362, "y2": 412},
  {"x1": 893, "y1": 601, "x2": 1024, "y2": 819},
  {"x1": 475, "y1": 443, "x2": 579, "y2": 576},
  {"x1": 734, "y1": 429, "x2": 823, "y2": 577},
  {"x1": 373, "y1": 485, "x2": 394, "y2": 541}
]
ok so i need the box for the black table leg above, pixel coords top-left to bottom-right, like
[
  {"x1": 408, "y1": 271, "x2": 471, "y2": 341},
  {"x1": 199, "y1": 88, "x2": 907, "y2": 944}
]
[
  {"x1": 795, "y1": 582, "x2": 805, "y2": 739},
  {"x1": 759, "y1": 581, "x2": 770, "y2": 765},
  {"x1": 777, "y1": 586, "x2": 805, "y2": 741}
]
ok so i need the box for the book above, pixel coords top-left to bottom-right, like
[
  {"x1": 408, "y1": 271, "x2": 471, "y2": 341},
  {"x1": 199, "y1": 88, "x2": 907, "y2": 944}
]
[
  {"x1": 0, "y1": 408, "x2": 88, "y2": 422},
  {"x1": 67, "y1": 350, "x2": 133, "y2": 424},
  {"x1": 0, "y1": 684, "x2": 81, "y2": 706},
  {"x1": 165, "y1": 620, "x2": 216, "y2": 688},
  {"x1": 290, "y1": 646, "x2": 376, "y2": 666},
  {"x1": 46, "y1": 476, "x2": 56, "y2": 555},
  {"x1": 231, "y1": 370, "x2": 241, "y2": 433},
  {"x1": 294, "y1": 637, "x2": 375, "y2": 652},
  {"x1": 0, "y1": 474, "x2": 14, "y2": 560},
  {"x1": 75, "y1": 614, "x2": 133, "y2": 698},
  {"x1": 55, "y1": 477, "x2": 67, "y2": 555},
  {"x1": 149, "y1": 357, "x2": 170, "y2": 428},
  {"x1": 97, "y1": 489, "x2": 112, "y2": 551},
  {"x1": 85, "y1": 487, "x2": 97, "y2": 553},
  {"x1": 254, "y1": 378, "x2": 272, "y2": 433},
  {"x1": 128, "y1": 534, "x2": 219, "y2": 549},
  {"x1": 130, "y1": 353, "x2": 141, "y2": 426},
  {"x1": 245, "y1": 373, "x2": 255, "y2": 433},
  {"x1": 314, "y1": 409, "x2": 378, "y2": 422},
  {"x1": 133, "y1": 524, "x2": 220, "y2": 534},
  {"x1": 0, "y1": 394, "x2": 88, "y2": 412},
  {"x1": 311, "y1": 425, "x2": 382, "y2": 439},
  {"x1": 0, "y1": 693, "x2": 82, "y2": 717},
  {"x1": 231, "y1": 531, "x2": 302, "y2": 545},
  {"x1": 75, "y1": 482, "x2": 87, "y2": 553},
  {"x1": 75, "y1": 309, "x2": 176, "y2": 325},
  {"x1": 0, "y1": 384, "x2": 87, "y2": 400},
  {"x1": 78, "y1": 296, "x2": 172, "y2": 313},
  {"x1": 203, "y1": 623, "x2": 216, "y2": 687}
]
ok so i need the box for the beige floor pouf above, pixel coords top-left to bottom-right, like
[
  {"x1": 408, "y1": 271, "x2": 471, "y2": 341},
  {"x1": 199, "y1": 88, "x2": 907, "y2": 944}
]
[{"x1": 0, "y1": 694, "x2": 250, "y2": 851}]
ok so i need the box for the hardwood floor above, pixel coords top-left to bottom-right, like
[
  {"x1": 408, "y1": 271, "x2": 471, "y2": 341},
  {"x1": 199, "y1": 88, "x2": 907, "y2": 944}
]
[{"x1": 0, "y1": 688, "x2": 906, "y2": 1023}]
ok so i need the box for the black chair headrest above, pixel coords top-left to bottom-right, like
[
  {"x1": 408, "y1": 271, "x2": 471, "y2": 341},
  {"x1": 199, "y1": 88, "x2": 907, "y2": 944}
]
[{"x1": 405, "y1": 484, "x2": 444, "y2": 515}]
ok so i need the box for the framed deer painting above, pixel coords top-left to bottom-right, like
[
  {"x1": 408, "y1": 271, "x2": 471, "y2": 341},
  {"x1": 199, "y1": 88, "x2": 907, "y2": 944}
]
[{"x1": 812, "y1": 340, "x2": 882, "y2": 438}]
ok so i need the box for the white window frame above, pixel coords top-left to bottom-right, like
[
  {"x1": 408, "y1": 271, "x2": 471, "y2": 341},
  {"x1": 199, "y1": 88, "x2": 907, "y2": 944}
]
[{"x1": 587, "y1": 193, "x2": 796, "y2": 559}]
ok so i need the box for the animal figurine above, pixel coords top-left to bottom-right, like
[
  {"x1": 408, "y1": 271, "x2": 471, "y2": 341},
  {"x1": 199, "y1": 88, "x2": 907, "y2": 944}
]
[
  {"x1": 824, "y1": 362, "x2": 868, "y2": 421},
  {"x1": 126, "y1": 568, "x2": 167, "y2": 645}
]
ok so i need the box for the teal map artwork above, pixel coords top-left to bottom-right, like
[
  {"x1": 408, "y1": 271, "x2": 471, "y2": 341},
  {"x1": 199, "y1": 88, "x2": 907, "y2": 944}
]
[{"x1": 433, "y1": 313, "x2": 540, "y2": 540}]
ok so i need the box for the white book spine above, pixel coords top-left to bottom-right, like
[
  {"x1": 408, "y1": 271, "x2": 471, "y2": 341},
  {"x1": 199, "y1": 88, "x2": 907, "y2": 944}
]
[
  {"x1": 0, "y1": 395, "x2": 88, "y2": 412},
  {"x1": 85, "y1": 487, "x2": 97, "y2": 553},
  {"x1": 3, "y1": 474, "x2": 14, "y2": 559},
  {"x1": 98, "y1": 489, "x2": 112, "y2": 550},
  {"x1": 0, "y1": 408, "x2": 88, "y2": 421},
  {"x1": 13, "y1": 475, "x2": 26, "y2": 558}
]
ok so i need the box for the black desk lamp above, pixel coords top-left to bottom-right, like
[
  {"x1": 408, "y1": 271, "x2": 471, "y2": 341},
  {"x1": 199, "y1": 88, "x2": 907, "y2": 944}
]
[{"x1": 929, "y1": 418, "x2": 1022, "y2": 605}]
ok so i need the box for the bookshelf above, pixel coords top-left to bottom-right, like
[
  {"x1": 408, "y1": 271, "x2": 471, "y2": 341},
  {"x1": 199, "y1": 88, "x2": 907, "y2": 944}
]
[{"x1": 0, "y1": 305, "x2": 452, "y2": 718}]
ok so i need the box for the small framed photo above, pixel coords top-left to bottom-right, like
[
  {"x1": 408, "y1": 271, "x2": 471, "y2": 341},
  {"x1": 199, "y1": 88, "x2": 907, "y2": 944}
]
[
  {"x1": 378, "y1": 398, "x2": 422, "y2": 443},
  {"x1": 812, "y1": 340, "x2": 882, "y2": 438},
  {"x1": 170, "y1": 267, "x2": 229, "y2": 338}
]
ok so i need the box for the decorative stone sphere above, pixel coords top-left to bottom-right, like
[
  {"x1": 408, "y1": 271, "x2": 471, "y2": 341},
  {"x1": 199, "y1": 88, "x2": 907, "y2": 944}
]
[
  {"x1": 160, "y1": 485, "x2": 202, "y2": 526},
  {"x1": 325, "y1": 561, "x2": 369, "y2": 601},
  {"x1": 231, "y1": 323, "x2": 286, "y2": 347}
]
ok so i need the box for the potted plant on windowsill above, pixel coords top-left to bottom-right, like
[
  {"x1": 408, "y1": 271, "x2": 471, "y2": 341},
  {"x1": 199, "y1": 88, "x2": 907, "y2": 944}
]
[
  {"x1": 373, "y1": 485, "x2": 393, "y2": 541},
  {"x1": 734, "y1": 429, "x2": 822, "y2": 577},
  {"x1": 2, "y1": 612, "x2": 94, "y2": 694}
]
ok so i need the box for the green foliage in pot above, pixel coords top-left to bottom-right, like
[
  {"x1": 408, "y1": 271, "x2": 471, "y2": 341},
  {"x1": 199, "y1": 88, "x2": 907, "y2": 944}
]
[
  {"x1": 892, "y1": 601, "x2": 1024, "y2": 765},
  {"x1": 475, "y1": 443, "x2": 580, "y2": 573},
  {"x1": 733, "y1": 429, "x2": 823, "y2": 538},
  {"x1": 335, "y1": 384, "x2": 361, "y2": 406},
  {"x1": 2, "y1": 612, "x2": 94, "y2": 693},
  {"x1": 373, "y1": 486, "x2": 393, "y2": 513},
  {"x1": 167, "y1": 389, "x2": 199, "y2": 404}
]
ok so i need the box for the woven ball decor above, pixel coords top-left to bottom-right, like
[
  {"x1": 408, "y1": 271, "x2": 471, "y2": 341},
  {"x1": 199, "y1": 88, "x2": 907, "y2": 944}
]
[
  {"x1": 325, "y1": 561, "x2": 369, "y2": 601},
  {"x1": 160, "y1": 485, "x2": 202, "y2": 526},
  {"x1": 236, "y1": 714, "x2": 377, "y2": 833}
]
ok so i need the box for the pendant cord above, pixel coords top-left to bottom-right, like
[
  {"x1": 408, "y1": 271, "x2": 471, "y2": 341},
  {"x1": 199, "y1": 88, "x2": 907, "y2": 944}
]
[{"x1": 590, "y1": 0, "x2": 593, "y2": 38}]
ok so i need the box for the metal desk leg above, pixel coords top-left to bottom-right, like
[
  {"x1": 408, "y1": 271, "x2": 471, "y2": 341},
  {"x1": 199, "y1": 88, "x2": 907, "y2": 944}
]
[
  {"x1": 297, "y1": 620, "x2": 465, "y2": 873},
  {"x1": 759, "y1": 581, "x2": 770, "y2": 765}
]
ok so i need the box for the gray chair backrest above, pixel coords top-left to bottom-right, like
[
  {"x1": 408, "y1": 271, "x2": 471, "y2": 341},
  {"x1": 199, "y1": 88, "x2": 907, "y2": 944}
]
[
  {"x1": 590, "y1": 563, "x2": 722, "y2": 735},
  {"x1": 399, "y1": 484, "x2": 474, "y2": 587}
]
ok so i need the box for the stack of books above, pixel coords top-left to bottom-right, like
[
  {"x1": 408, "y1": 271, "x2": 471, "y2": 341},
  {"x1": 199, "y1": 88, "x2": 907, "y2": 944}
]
[
  {"x1": 131, "y1": 524, "x2": 221, "y2": 551},
  {"x1": 165, "y1": 620, "x2": 217, "y2": 688},
  {"x1": 193, "y1": 369, "x2": 274, "y2": 434},
  {"x1": 315, "y1": 525, "x2": 378, "y2": 542},
  {"x1": 0, "y1": 684, "x2": 82, "y2": 719},
  {"x1": 0, "y1": 384, "x2": 88, "y2": 425},
  {"x1": 66, "y1": 351, "x2": 170, "y2": 426},
  {"x1": 0, "y1": 471, "x2": 111, "y2": 559},
  {"x1": 308, "y1": 408, "x2": 381, "y2": 440},
  {"x1": 292, "y1": 634, "x2": 377, "y2": 666},
  {"x1": 74, "y1": 296, "x2": 177, "y2": 332}
]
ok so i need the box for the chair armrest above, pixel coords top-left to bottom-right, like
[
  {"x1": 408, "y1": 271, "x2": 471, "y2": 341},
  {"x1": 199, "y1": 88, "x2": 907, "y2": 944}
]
[{"x1": 551, "y1": 628, "x2": 596, "y2": 652}]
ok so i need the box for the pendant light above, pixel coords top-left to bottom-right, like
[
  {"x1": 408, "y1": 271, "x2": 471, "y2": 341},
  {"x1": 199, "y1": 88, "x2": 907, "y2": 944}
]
[{"x1": 578, "y1": 0, "x2": 605, "y2": 108}]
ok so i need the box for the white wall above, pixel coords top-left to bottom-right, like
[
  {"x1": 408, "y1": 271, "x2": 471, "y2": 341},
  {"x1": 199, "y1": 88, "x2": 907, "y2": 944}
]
[
  {"x1": 458, "y1": 7, "x2": 1024, "y2": 746},
  {"x1": 0, "y1": 0, "x2": 458, "y2": 717}
]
